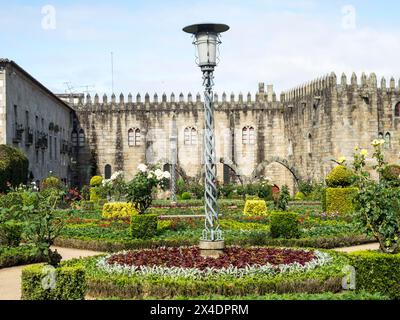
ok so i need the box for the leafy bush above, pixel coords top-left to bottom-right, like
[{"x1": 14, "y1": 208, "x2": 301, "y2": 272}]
[
  {"x1": 270, "y1": 211, "x2": 300, "y2": 239},
  {"x1": 80, "y1": 185, "x2": 90, "y2": 201},
  {"x1": 295, "y1": 192, "x2": 306, "y2": 201},
  {"x1": 381, "y1": 164, "x2": 400, "y2": 186},
  {"x1": 181, "y1": 192, "x2": 191, "y2": 200},
  {"x1": 275, "y1": 185, "x2": 290, "y2": 211},
  {"x1": 218, "y1": 184, "x2": 235, "y2": 199},
  {"x1": 41, "y1": 176, "x2": 64, "y2": 190},
  {"x1": 90, "y1": 176, "x2": 103, "y2": 187},
  {"x1": 0, "y1": 245, "x2": 45, "y2": 268},
  {"x1": 90, "y1": 187, "x2": 102, "y2": 201},
  {"x1": 325, "y1": 165, "x2": 355, "y2": 188},
  {"x1": 21, "y1": 264, "x2": 86, "y2": 300},
  {"x1": 188, "y1": 182, "x2": 204, "y2": 199},
  {"x1": 348, "y1": 250, "x2": 400, "y2": 299},
  {"x1": 325, "y1": 187, "x2": 358, "y2": 214},
  {"x1": 243, "y1": 200, "x2": 268, "y2": 216},
  {"x1": 0, "y1": 145, "x2": 29, "y2": 193},
  {"x1": 102, "y1": 202, "x2": 137, "y2": 219},
  {"x1": 0, "y1": 220, "x2": 23, "y2": 247},
  {"x1": 131, "y1": 214, "x2": 158, "y2": 239}
]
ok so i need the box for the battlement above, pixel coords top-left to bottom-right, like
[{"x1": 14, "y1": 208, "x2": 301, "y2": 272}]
[
  {"x1": 281, "y1": 72, "x2": 400, "y2": 103},
  {"x1": 59, "y1": 83, "x2": 279, "y2": 111}
]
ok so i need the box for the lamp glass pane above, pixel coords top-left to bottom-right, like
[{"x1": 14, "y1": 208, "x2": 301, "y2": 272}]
[{"x1": 195, "y1": 32, "x2": 218, "y2": 66}]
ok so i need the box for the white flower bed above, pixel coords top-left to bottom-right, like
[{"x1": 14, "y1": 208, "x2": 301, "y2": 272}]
[{"x1": 96, "y1": 248, "x2": 332, "y2": 280}]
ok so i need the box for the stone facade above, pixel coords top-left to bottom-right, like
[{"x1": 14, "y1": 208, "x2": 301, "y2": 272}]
[
  {"x1": 66, "y1": 72, "x2": 400, "y2": 194},
  {"x1": 0, "y1": 59, "x2": 76, "y2": 183}
]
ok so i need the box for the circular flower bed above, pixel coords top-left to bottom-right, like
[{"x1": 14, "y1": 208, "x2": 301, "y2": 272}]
[{"x1": 97, "y1": 246, "x2": 332, "y2": 279}]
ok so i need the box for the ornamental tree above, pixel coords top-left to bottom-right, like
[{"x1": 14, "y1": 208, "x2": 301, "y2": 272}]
[
  {"x1": 126, "y1": 164, "x2": 170, "y2": 214},
  {"x1": 351, "y1": 139, "x2": 400, "y2": 254}
]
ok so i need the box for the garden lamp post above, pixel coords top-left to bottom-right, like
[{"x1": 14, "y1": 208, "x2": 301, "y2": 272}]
[{"x1": 183, "y1": 23, "x2": 230, "y2": 252}]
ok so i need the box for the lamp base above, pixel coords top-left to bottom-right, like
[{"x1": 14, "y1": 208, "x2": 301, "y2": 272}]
[{"x1": 199, "y1": 240, "x2": 225, "y2": 258}]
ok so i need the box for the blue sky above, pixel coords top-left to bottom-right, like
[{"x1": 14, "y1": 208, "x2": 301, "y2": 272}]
[{"x1": 1, "y1": 0, "x2": 400, "y2": 97}]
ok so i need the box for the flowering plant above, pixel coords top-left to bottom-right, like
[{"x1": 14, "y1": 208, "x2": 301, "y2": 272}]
[
  {"x1": 101, "y1": 171, "x2": 127, "y2": 201},
  {"x1": 126, "y1": 164, "x2": 170, "y2": 214},
  {"x1": 351, "y1": 139, "x2": 400, "y2": 253}
]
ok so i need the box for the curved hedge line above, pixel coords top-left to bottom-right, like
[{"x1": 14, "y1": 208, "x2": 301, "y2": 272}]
[
  {"x1": 54, "y1": 234, "x2": 375, "y2": 253},
  {"x1": 65, "y1": 250, "x2": 349, "y2": 299},
  {"x1": 0, "y1": 145, "x2": 29, "y2": 192}
]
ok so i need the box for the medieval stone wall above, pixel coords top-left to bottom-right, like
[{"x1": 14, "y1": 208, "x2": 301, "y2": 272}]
[{"x1": 69, "y1": 72, "x2": 400, "y2": 193}]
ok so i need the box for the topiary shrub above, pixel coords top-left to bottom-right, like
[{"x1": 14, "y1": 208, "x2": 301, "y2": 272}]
[
  {"x1": 294, "y1": 192, "x2": 306, "y2": 201},
  {"x1": 325, "y1": 187, "x2": 358, "y2": 214},
  {"x1": 325, "y1": 165, "x2": 355, "y2": 188},
  {"x1": 270, "y1": 211, "x2": 300, "y2": 239},
  {"x1": 243, "y1": 199, "x2": 268, "y2": 216},
  {"x1": 90, "y1": 187, "x2": 101, "y2": 201},
  {"x1": 348, "y1": 250, "x2": 400, "y2": 299},
  {"x1": 130, "y1": 214, "x2": 158, "y2": 239},
  {"x1": 21, "y1": 264, "x2": 86, "y2": 300},
  {"x1": 0, "y1": 221, "x2": 23, "y2": 247},
  {"x1": 181, "y1": 192, "x2": 192, "y2": 200},
  {"x1": 41, "y1": 176, "x2": 63, "y2": 190},
  {"x1": 0, "y1": 145, "x2": 29, "y2": 193},
  {"x1": 102, "y1": 202, "x2": 137, "y2": 219},
  {"x1": 90, "y1": 176, "x2": 103, "y2": 187},
  {"x1": 382, "y1": 164, "x2": 400, "y2": 186}
]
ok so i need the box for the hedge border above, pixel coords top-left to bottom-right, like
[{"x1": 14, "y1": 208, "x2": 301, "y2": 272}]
[{"x1": 0, "y1": 246, "x2": 46, "y2": 269}]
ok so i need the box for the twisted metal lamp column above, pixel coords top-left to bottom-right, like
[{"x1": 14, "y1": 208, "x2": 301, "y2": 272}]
[{"x1": 202, "y1": 70, "x2": 222, "y2": 242}]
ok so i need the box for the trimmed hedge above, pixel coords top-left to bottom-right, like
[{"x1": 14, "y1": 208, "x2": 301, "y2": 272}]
[
  {"x1": 270, "y1": 212, "x2": 300, "y2": 239},
  {"x1": 21, "y1": 264, "x2": 86, "y2": 300},
  {"x1": 102, "y1": 202, "x2": 136, "y2": 219},
  {"x1": 325, "y1": 165, "x2": 355, "y2": 188},
  {"x1": 0, "y1": 220, "x2": 23, "y2": 247},
  {"x1": 90, "y1": 176, "x2": 103, "y2": 187},
  {"x1": 0, "y1": 145, "x2": 29, "y2": 193},
  {"x1": 348, "y1": 250, "x2": 400, "y2": 299},
  {"x1": 243, "y1": 200, "x2": 268, "y2": 216},
  {"x1": 0, "y1": 246, "x2": 46, "y2": 269},
  {"x1": 325, "y1": 187, "x2": 358, "y2": 215},
  {"x1": 131, "y1": 214, "x2": 158, "y2": 239},
  {"x1": 69, "y1": 251, "x2": 349, "y2": 299}
]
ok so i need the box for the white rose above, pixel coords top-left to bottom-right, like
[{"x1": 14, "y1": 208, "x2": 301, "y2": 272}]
[
  {"x1": 162, "y1": 171, "x2": 171, "y2": 180},
  {"x1": 154, "y1": 169, "x2": 163, "y2": 179},
  {"x1": 138, "y1": 164, "x2": 148, "y2": 172}
]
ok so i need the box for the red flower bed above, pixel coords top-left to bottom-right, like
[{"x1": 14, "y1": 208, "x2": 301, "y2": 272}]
[{"x1": 106, "y1": 247, "x2": 315, "y2": 270}]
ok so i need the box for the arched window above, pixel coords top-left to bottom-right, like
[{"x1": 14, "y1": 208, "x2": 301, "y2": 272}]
[
  {"x1": 105, "y1": 164, "x2": 112, "y2": 179},
  {"x1": 395, "y1": 102, "x2": 400, "y2": 118},
  {"x1": 71, "y1": 131, "x2": 78, "y2": 147},
  {"x1": 184, "y1": 127, "x2": 197, "y2": 145},
  {"x1": 307, "y1": 134, "x2": 312, "y2": 154},
  {"x1": 385, "y1": 132, "x2": 391, "y2": 148},
  {"x1": 78, "y1": 129, "x2": 85, "y2": 147},
  {"x1": 128, "y1": 128, "x2": 141, "y2": 147},
  {"x1": 242, "y1": 126, "x2": 255, "y2": 145},
  {"x1": 378, "y1": 132, "x2": 384, "y2": 139}
]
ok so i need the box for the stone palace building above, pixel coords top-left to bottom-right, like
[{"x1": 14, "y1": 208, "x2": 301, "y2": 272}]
[{"x1": 1, "y1": 59, "x2": 400, "y2": 193}]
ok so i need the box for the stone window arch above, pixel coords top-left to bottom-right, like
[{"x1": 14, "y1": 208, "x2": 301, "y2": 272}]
[
  {"x1": 78, "y1": 129, "x2": 85, "y2": 147},
  {"x1": 307, "y1": 133, "x2": 312, "y2": 154},
  {"x1": 71, "y1": 130, "x2": 78, "y2": 147},
  {"x1": 128, "y1": 128, "x2": 141, "y2": 147},
  {"x1": 242, "y1": 126, "x2": 255, "y2": 145},
  {"x1": 395, "y1": 102, "x2": 400, "y2": 118},
  {"x1": 385, "y1": 132, "x2": 391, "y2": 148},
  {"x1": 184, "y1": 127, "x2": 198, "y2": 145},
  {"x1": 105, "y1": 164, "x2": 112, "y2": 179},
  {"x1": 378, "y1": 132, "x2": 384, "y2": 139}
]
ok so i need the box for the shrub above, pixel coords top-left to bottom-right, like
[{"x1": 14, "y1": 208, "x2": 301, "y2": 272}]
[
  {"x1": 325, "y1": 187, "x2": 358, "y2": 214},
  {"x1": 218, "y1": 184, "x2": 235, "y2": 199},
  {"x1": 270, "y1": 211, "x2": 300, "y2": 239},
  {"x1": 243, "y1": 200, "x2": 268, "y2": 216},
  {"x1": 130, "y1": 214, "x2": 158, "y2": 239},
  {"x1": 325, "y1": 165, "x2": 355, "y2": 187},
  {"x1": 21, "y1": 264, "x2": 86, "y2": 300},
  {"x1": 181, "y1": 192, "x2": 191, "y2": 200},
  {"x1": 90, "y1": 176, "x2": 103, "y2": 187},
  {"x1": 381, "y1": 164, "x2": 400, "y2": 186},
  {"x1": 348, "y1": 250, "x2": 400, "y2": 299},
  {"x1": 275, "y1": 185, "x2": 290, "y2": 211},
  {"x1": 0, "y1": 191, "x2": 23, "y2": 209},
  {"x1": 0, "y1": 245, "x2": 46, "y2": 269},
  {"x1": 295, "y1": 192, "x2": 306, "y2": 201},
  {"x1": 41, "y1": 176, "x2": 63, "y2": 190},
  {"x1": 0, "y1": 220, "x2": 23, "y2": 247},
  {"x1": 80, "y1": 185, "x2": 90, "y2": 201},
  {"x1": 0, "y1": 145, "x2": 29, "y2": 193},
  {"x1": 90, "y1": 187, "x2": 101, "y2": 201},
  {"x1": 102, "y1": 202, "x2": 137, "y2": 219}
]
